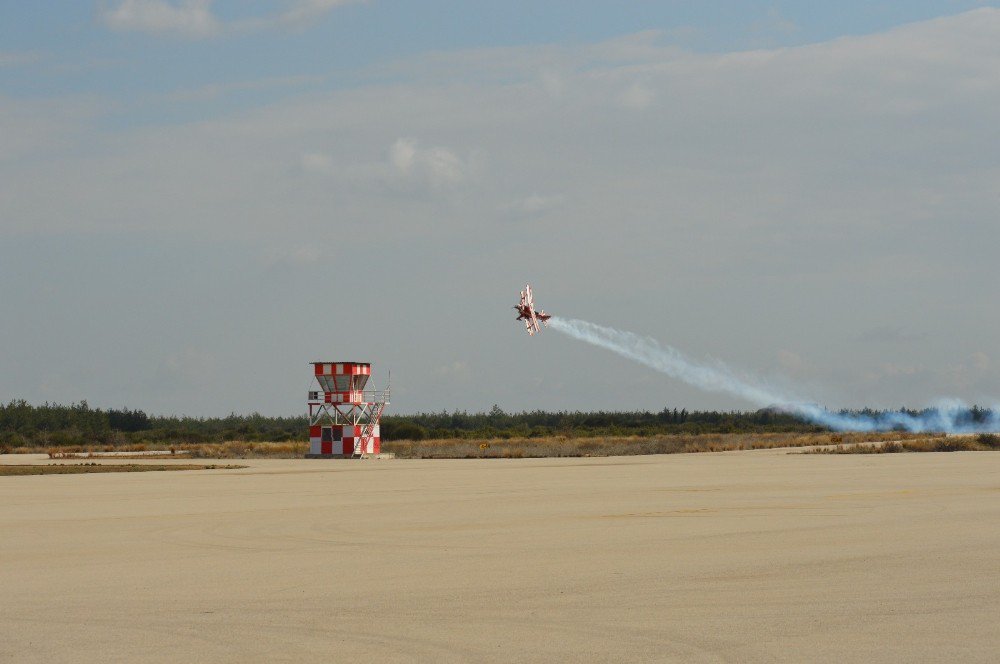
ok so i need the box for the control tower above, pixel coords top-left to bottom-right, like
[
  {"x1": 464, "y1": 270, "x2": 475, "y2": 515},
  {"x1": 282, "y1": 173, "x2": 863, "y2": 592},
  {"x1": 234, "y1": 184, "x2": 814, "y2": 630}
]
[{"x1": 306, "y1": 362, "x2": 389, "y2": 458}]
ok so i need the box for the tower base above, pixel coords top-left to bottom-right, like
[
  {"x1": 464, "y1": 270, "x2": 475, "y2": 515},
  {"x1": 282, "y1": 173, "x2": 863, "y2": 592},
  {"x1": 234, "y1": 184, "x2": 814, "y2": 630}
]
[{"x1": 304, "y1": 452, "x2": 395, "y2": 459}]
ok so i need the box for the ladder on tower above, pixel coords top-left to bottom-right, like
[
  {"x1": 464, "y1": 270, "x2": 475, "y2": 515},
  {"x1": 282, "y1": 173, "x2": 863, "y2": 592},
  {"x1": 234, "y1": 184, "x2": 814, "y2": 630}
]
[{"x1": 352, "y1": 400, "x2": 387, "y2": 459}]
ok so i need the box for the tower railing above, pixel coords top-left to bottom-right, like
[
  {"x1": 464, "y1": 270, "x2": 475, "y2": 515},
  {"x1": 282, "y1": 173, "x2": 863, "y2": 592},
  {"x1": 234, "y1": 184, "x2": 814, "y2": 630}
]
[{"x1": 307, "y1": 388, "x2": 391, "y2": 403}]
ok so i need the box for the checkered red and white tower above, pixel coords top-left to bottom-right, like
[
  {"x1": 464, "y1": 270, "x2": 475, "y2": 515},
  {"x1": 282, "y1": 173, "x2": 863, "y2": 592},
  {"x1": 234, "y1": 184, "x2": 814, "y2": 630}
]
[{"x1": 306, "y1": 362, "x2": 389, "y2": 458}]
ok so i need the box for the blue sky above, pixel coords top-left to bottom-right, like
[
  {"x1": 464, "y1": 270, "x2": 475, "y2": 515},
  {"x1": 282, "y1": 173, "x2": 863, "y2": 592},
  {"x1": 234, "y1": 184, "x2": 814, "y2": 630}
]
[
  {"x1": 2, "y1": 2, "x2": 999, "y2": 415},
  {"x1": 3, "y1": 2, "x2": 993, "y2": 100}
]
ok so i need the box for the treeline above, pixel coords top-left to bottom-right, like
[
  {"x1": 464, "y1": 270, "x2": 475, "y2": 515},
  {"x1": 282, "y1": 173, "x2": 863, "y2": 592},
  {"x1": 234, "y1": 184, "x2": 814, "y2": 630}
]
[
  {"x1": 379, "y1": 404, "x2": 822, "y2": 440},
  {"x1": 1, "y1": 399, "x2": 821, "y2": 449},
  {"x1": 0, "y1": 400, "x2": 305, "y2": 449},
  {"x1": 2, "y1": 399, "x2": 996, "y2": 450}
]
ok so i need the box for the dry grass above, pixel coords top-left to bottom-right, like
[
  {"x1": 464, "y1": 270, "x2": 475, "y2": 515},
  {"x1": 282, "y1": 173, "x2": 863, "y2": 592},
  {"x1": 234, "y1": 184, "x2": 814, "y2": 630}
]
[
  {"x1": 181, "y1": 441, "x2": 308, "y2": 458},
  {"x1": 0, "y1": 463, "x2": 243, "y2": 476},
  {"x1": 46, "y1": 451, "x2": 189, "y2": 460},
  {"x1": 9, "y1": 431, "x2": 987, "y2": 461},
  {"x1": 15, "y1": 441, "x2": 309, "y2": 459},
  {"x1": 380, "y1": 431, "x2": 937, "y2": 459},
  {"x1": 805, "y1": 434, "x2": 999, "y2": 454},
  {"x1": 12, "y1": 442, "x2": 157, "y2": 457}
]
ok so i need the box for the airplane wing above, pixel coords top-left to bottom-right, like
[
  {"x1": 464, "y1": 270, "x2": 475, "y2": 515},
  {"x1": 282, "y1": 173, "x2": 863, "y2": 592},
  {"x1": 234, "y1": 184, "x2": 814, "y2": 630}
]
[{"x1": 517, "y1": 283, "x2": 544, "y2": 336}]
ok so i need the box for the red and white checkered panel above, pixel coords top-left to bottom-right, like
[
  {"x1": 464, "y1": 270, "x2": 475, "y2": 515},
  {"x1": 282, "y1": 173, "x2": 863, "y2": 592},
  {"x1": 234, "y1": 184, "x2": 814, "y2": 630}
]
[
  {"x1": 312, "y1": 363, "x2": 372, "y2": 396},
  {"x1": 341, "y1": 425, "x2": 380, "y2": 455},
  {"x1": 309, "y1": 425, "x2": 380, "y2": 455},
  {"x1": 322, "y1": 391, "x2": 364, "y2": 404},
  {"x1": 307, "y1": 391, "x2": 372, "y2": 404},
  {"x1": 313, "y1": 363, "x2": 371, "y2": 376}
]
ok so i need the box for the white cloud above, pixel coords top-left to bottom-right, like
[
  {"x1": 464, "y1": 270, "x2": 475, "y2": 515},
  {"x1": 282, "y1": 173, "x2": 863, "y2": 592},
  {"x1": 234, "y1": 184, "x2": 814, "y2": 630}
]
[
  {"x1": 6, "y1": 9, "x2": 1000, "y2": 410},
  {"x1": 14, "y1": 9, "x2": 1000, "y2": 240},
  {"x1": 421, "y1": 146, "x2": 467, "y2": 188},
  {"x1": 296, "y1": 140, "x2": 472, "y2": 192},
  {"x1": 99, "y1": 0, "x2": 364, "y2": 37},
  {"x1": 101, "y1": 0, "x2": 220, "y2": 38},
  {"x1": 389, "y1": 138, "x2": 417, "y2": 175},
  {"x1": 389, "y1": 138, "x2": 471, "y2": 189},
  {"x1": 274, "y1": 0, "x2": 361, "y2": 27}
]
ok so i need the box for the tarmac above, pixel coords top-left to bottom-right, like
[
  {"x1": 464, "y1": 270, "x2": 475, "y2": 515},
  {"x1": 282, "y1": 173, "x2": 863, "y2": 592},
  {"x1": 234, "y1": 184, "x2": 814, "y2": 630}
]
[{"x1": 2, "y1": 450, "x2": 999, "y2": 662}]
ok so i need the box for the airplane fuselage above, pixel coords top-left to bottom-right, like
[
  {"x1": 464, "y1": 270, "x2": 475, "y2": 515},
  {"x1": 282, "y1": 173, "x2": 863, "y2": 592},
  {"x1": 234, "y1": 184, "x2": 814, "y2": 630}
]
[{"x1": 515, "y1": 305, "x2": 550, "y2": 322}]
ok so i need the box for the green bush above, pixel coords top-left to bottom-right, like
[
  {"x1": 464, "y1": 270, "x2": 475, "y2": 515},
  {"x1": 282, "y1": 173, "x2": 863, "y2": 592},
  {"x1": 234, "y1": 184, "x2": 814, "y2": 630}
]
[{"x1": 386, "y1": 421, "x2": 427, "y2": 441}]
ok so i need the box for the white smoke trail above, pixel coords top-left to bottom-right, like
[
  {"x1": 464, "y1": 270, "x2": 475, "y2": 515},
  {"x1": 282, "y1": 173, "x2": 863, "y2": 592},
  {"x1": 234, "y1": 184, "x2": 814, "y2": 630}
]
[{"x1": 548, "y1": 316, "x2": 1000, "y2": 434}]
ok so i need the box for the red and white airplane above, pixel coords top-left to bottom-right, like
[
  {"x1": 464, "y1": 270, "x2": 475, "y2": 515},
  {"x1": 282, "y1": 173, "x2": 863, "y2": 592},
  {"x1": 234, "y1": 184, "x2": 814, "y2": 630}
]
[{"x1": 514, "y1": 284, "x2": 551, "y2": 335}]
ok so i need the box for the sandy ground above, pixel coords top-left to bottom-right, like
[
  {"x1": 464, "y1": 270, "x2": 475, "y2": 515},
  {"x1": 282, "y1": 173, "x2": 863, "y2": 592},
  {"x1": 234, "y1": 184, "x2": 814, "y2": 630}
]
[{"x1": 2, "y1": 451, "x2": 999, "y2": 663}]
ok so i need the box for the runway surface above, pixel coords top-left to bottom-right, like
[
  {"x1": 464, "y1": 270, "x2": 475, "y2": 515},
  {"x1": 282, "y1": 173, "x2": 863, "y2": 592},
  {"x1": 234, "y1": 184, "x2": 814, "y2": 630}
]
[{"x1": 2, "y1": 450, "x2": 999, "y2": 662}]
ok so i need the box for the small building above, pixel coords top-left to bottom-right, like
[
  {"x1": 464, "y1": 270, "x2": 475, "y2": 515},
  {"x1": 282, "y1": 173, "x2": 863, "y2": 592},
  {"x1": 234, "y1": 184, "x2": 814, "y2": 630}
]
[{"x1": 306, "y1": 362, "x2": 389, "y2": 458}]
